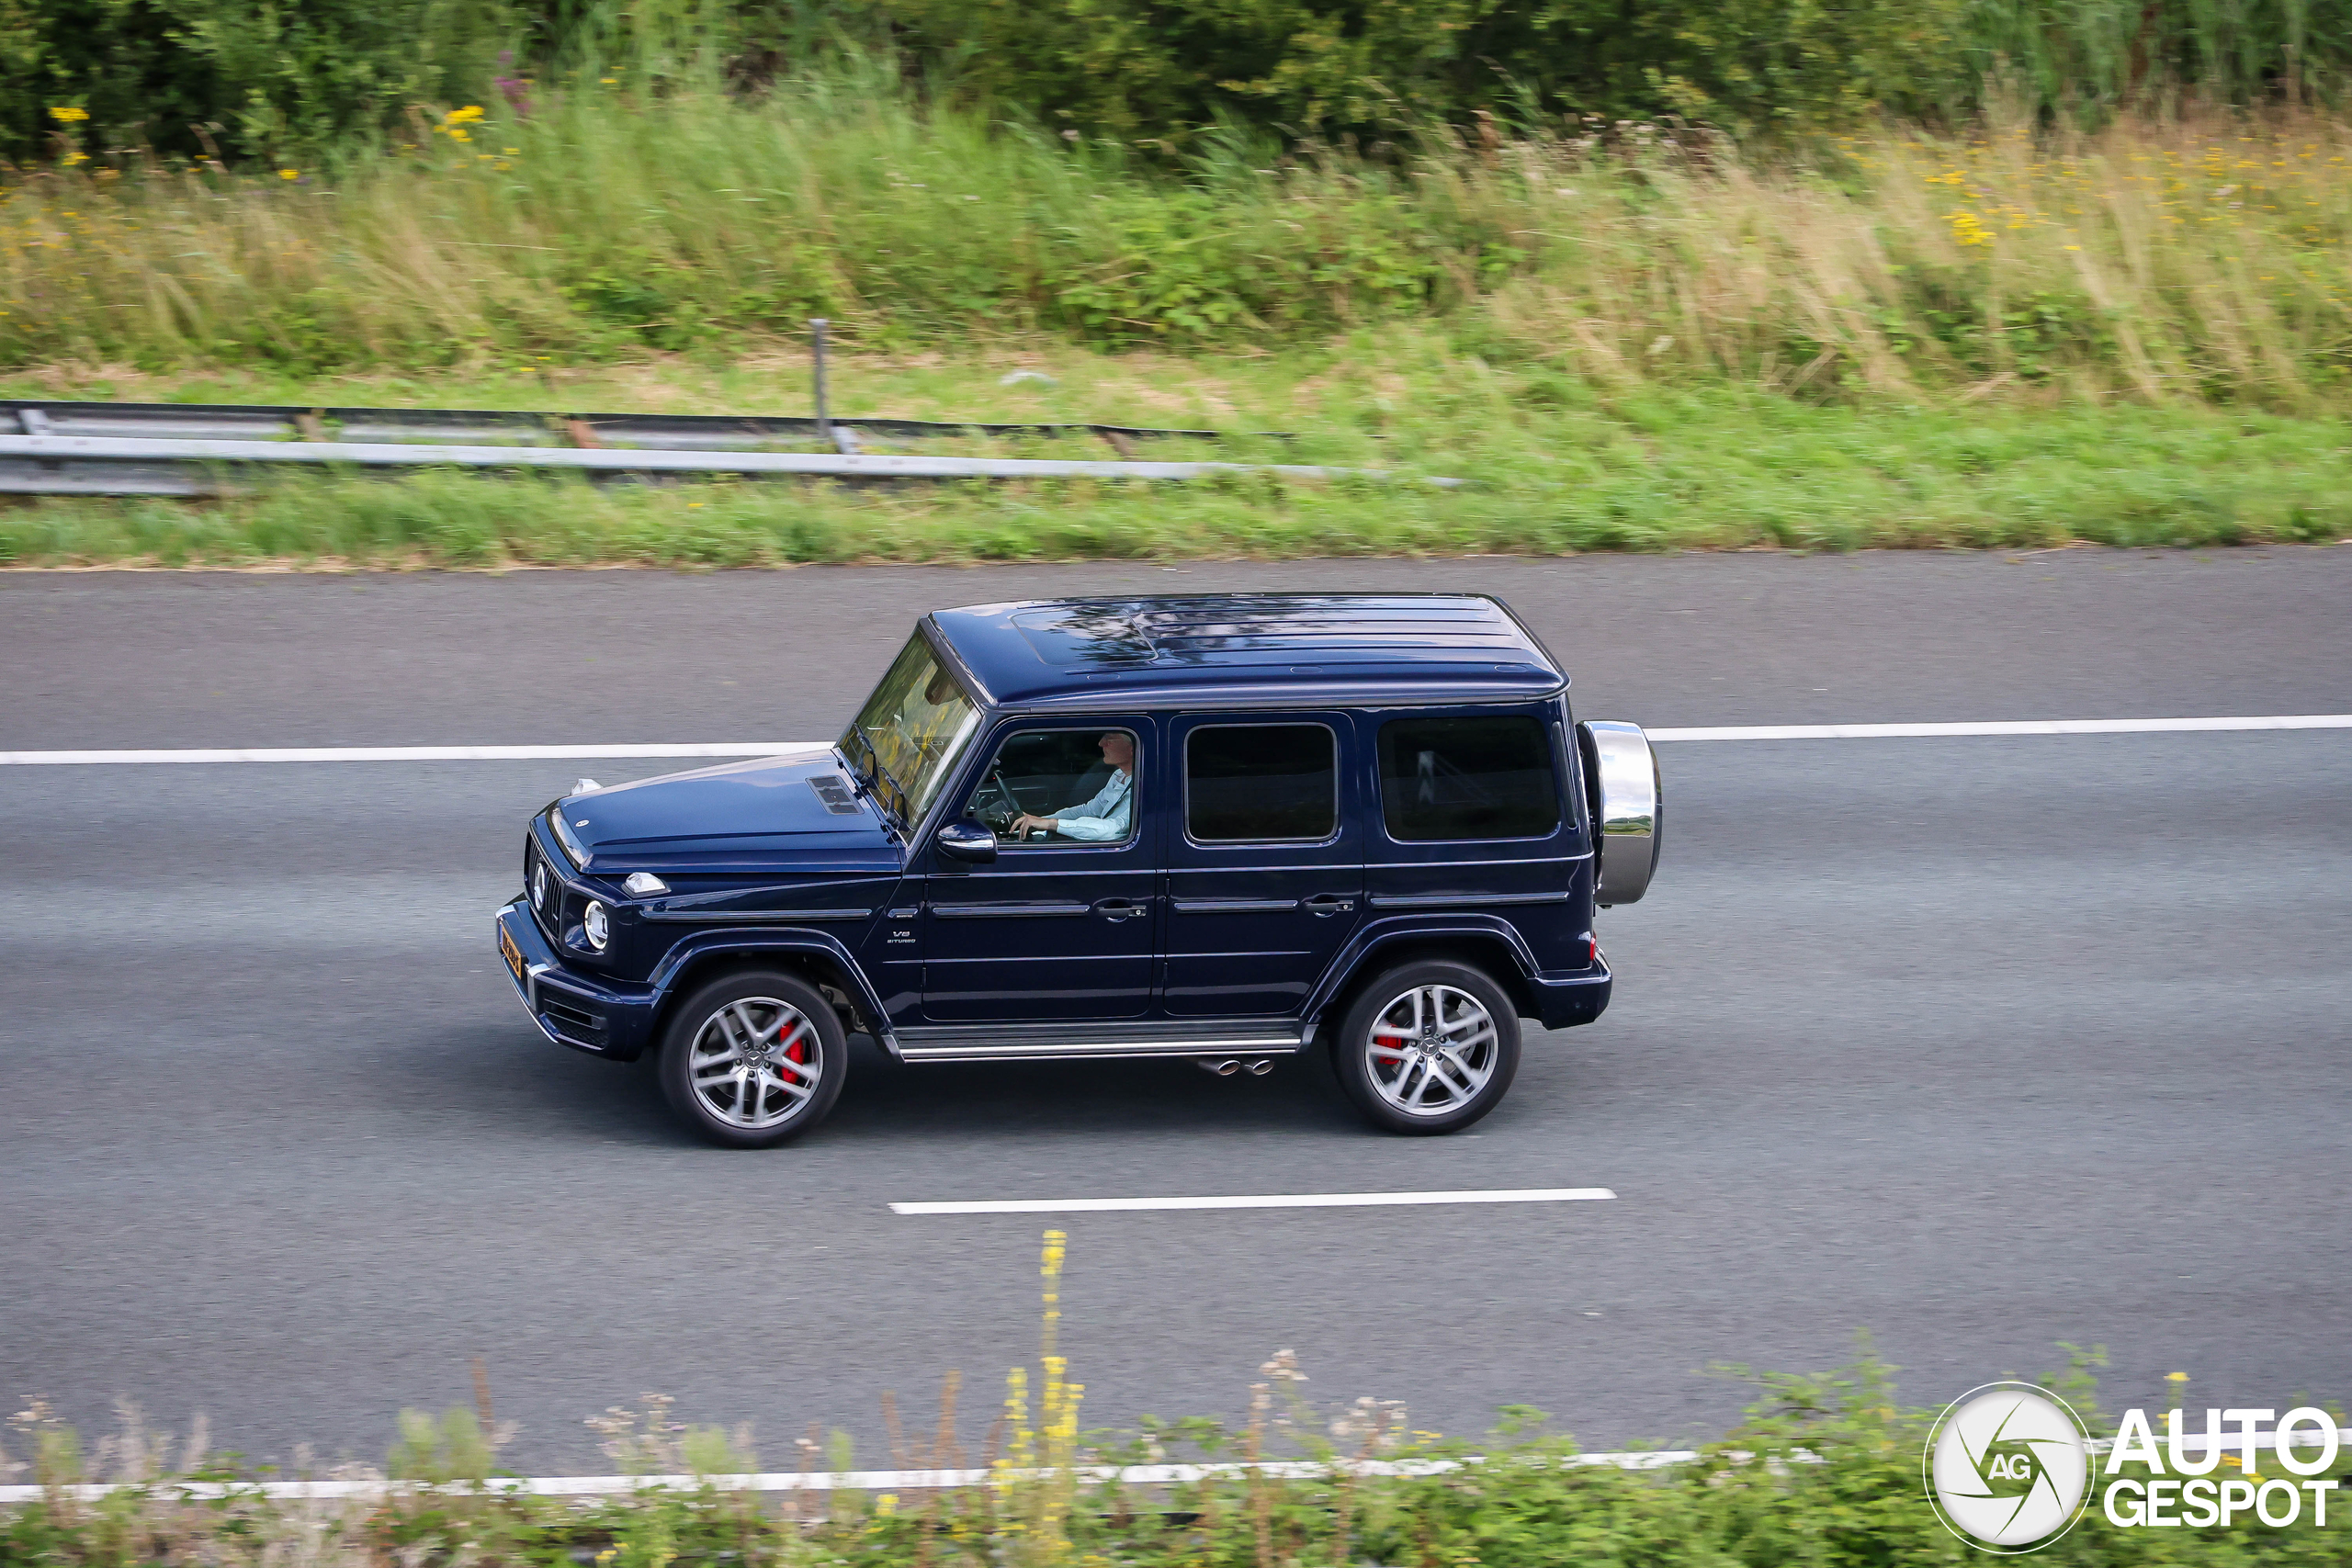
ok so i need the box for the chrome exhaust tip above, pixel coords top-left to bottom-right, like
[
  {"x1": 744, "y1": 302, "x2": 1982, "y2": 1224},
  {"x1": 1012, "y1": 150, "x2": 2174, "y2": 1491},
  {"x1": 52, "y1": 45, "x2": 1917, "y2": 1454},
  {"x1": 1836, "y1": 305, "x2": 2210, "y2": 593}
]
[
  {"x1": 1196, "y1": 1057, "x2": 1242, "y2": 1077},
  {"x1": 1244, "y1": 1058, "x2": 1273, "y2": 1077}
]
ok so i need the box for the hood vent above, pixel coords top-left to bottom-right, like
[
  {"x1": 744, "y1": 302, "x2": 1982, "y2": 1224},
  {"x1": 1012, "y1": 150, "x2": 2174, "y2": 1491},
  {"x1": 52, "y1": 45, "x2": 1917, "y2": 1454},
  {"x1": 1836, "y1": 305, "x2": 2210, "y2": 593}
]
[{"x1": 808, "y1": 775, "x2": 863, "y2": 815}]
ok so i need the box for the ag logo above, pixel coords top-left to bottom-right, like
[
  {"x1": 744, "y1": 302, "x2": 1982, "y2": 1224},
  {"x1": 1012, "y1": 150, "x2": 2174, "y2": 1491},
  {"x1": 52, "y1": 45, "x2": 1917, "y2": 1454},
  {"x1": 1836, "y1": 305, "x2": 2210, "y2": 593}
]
[{"x1": 1924, "y1": 1382, "x2": 2093, "y2": 1552}]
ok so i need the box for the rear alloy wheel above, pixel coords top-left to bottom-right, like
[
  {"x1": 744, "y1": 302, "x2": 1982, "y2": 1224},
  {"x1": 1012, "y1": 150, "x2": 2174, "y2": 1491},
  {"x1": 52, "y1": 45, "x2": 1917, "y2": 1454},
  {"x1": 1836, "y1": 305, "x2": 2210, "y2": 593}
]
[
  {"x1": 658, "y1": 971, "x2": 846, "y2": 1147},
  {"x1": 1332, "y1": 961, "x2": 1520, "y2": 1134}
]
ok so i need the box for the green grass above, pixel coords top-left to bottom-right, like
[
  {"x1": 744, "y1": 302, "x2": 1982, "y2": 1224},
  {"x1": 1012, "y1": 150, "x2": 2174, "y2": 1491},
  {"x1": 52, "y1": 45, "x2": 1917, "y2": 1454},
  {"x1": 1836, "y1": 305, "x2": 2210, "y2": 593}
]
[
  {"x1": 13, "y1": 73, "x2": 2352, "y2": 406},
  {"x1": 5, "y1": 342, "x2": 2350, "y2": 567}
]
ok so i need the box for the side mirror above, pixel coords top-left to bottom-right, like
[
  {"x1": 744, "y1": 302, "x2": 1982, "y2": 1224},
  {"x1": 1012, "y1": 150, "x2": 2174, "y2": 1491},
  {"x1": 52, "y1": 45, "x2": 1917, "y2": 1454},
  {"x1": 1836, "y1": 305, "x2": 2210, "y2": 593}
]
[
  {"x1": 1576, "y1": 720, "x2": 1661, "y2": 906},
  {"x1": 935, "y1": 818, "x2": 998, "y2": 866}
]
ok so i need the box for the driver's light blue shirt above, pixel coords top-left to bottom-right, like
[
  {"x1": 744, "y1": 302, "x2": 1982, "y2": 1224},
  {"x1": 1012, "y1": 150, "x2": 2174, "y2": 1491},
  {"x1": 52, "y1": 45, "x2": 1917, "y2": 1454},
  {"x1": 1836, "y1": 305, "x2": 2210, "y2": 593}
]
[{"x1": 1055, "y1": 768, "x2": 1133, "y2": 842}]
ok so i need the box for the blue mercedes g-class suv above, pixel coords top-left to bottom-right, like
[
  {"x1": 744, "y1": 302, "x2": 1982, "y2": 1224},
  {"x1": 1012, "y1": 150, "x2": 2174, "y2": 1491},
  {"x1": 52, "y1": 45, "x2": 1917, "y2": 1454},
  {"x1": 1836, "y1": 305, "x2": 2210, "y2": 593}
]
[{"x1": 496, "y1": 594, "x2": 1660, "y2": 1145}]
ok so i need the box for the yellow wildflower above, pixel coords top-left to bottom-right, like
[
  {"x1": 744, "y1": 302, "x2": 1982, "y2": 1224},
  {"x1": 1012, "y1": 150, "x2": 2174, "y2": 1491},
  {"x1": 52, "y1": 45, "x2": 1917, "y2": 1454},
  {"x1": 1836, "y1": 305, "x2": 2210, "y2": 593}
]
[
  {"x1": 49, "y1": 106, "x2": 88, "y2": 123},
  {"x1": 1947, "y1": 209, "x2": 1993, "y2": 247},
  {"x1": 279, "y1": 168, "x2": 300, "y2": 180}
]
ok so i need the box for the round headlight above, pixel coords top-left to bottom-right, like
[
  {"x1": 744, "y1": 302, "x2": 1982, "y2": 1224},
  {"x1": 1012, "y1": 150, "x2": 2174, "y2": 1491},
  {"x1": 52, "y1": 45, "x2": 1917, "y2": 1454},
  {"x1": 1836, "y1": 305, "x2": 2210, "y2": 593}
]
[
  {"x1": 582, "y1": 900, "x2": 609, "y2": 951},
  {"x1": 531, "y1": 860, "x2": 550, "y2": 911}
]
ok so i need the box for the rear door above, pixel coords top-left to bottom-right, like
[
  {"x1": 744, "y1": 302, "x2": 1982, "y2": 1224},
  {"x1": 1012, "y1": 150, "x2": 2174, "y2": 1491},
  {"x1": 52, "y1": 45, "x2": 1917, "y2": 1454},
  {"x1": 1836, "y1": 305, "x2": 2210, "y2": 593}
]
[
  {"x1": 1160, "y1": 714, "x2": 1364, "y2": 1018},
  {"x1": 1363, "y1": 706, "x2": 1589, "y2": 974}
]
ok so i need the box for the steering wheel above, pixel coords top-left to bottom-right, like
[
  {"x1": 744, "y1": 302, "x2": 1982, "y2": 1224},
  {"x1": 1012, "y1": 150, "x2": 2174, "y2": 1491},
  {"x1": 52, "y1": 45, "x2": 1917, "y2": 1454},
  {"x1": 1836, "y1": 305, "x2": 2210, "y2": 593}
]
[{"x1": 974, "y1": 767, "x2": 1022, "y2": 831}]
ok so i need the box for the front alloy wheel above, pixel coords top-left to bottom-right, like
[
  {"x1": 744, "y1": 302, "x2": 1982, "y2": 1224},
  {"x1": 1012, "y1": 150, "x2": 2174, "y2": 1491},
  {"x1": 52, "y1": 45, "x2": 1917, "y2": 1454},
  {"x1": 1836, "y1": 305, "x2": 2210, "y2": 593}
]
[
  {"x1": 1333, "y1": 961, "x2": 1521, "y2": 1134},
  {"x1": 658, "y1": 971, "x2": 847, "y2": 1147}
]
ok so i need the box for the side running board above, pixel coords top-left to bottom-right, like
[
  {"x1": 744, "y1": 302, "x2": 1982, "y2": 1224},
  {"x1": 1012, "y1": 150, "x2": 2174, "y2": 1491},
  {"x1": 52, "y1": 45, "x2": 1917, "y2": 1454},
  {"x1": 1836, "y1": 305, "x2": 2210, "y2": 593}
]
[{"x1": 895, "y1": 1024, "x2": 1309, "y2": 1065}]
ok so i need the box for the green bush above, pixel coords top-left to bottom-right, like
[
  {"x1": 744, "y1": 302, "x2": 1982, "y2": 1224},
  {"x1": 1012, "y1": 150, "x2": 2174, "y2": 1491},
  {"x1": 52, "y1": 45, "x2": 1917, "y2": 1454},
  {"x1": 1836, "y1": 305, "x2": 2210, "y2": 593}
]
[
  {"x1": 11, "y1": 0, "x2": 2352, "y2": 168},
  {"x1": 879, "y1": 0, "x2": 1977, "y2": 139},
  {"x1": 1, "y1": 0, "x2": 514, "y2": 164}
]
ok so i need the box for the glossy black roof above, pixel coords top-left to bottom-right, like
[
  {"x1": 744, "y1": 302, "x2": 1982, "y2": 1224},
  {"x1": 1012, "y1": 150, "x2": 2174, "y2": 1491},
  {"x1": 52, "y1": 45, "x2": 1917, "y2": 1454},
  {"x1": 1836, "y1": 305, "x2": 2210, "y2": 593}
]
[{"x1": 925, "y1": 594, "x2": 1566, "y2": 710}]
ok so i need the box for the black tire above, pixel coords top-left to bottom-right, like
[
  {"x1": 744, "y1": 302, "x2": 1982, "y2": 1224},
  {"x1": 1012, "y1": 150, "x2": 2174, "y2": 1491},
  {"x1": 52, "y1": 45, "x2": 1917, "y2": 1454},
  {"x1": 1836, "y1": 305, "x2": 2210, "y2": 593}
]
[
  {"x1": 657, "y1": 970, "x2": 847, "y2": 1147},
  {"x1": 1330, "y1": 960, "x2": 1521, "y2": 1134}
]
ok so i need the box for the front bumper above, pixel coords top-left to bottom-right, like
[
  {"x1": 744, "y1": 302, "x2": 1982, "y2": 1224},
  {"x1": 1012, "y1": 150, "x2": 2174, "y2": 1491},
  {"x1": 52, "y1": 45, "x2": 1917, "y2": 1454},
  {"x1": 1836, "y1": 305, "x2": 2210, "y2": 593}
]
[
  {"x1": 495, "y1": 900, "x2": 658, "y2": 1060},
  {"x1": 1529, "y1": 954, "x2": 1612, "y2": 1031}
]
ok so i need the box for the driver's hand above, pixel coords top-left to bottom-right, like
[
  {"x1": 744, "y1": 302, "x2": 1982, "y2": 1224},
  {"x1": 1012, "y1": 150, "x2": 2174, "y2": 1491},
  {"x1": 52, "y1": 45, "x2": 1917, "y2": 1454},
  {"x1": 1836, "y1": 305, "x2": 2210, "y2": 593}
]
[{"x1": 1011, "y1": 812, "x2": 1053, "y2": 836}]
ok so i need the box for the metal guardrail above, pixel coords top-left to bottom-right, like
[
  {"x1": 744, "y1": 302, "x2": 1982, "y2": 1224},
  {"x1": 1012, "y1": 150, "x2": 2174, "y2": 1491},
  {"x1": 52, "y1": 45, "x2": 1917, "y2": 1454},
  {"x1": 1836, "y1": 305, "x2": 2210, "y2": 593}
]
[
  {"x1": 0, "y1": 434, "x2": 1442, "y2": 497},
  {"x1": 1, "y1": 399, "x2": 1258, "y2": 449},
  {"x1": 0, "y1": 400, "x2": 1382, "y2": 497}
]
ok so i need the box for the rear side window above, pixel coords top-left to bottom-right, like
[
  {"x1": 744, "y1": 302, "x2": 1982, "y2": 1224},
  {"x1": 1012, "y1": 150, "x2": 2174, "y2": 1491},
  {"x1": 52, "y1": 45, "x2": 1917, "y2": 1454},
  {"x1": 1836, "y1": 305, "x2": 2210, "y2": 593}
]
[
  {"x1": 1378, "y1": 716, "x2": 1560, "y2": 841},
  {"x1": 1186, "y1": 725, "x2": 1337, "y2": 842}
]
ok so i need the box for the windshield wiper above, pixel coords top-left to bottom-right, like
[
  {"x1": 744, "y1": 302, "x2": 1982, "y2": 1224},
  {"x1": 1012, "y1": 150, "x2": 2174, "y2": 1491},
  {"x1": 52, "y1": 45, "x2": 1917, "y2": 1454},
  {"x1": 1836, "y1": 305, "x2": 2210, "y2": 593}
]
[
  {"x1": 854, "y1": 728, "x2": 915, "y2": 827},
  {"x1": 841, "y1": 727, "x2": 877, "y2": 789}
]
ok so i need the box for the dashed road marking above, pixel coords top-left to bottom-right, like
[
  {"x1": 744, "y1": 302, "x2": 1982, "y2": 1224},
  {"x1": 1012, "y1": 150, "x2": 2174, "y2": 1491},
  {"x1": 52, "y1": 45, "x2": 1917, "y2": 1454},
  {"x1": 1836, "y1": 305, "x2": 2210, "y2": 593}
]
[{"x1": 889, "y1": 1188, "x2": 1616, "y2": 1215}]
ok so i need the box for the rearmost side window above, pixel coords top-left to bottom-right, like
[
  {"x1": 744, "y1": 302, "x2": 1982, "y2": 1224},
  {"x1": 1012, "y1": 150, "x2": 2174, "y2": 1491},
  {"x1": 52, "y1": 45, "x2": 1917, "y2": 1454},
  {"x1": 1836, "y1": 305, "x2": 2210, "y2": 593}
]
[{"x1": 1377, "y1": 715, "x2": 1561, "y2": 841}]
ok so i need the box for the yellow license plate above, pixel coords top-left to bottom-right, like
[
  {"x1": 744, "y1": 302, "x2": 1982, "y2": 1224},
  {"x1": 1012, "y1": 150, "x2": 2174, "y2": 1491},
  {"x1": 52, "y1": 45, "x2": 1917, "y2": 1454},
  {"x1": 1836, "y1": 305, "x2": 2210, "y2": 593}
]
[{"x1": 499, "y1": 922, "x2": 526, "y2": 985}]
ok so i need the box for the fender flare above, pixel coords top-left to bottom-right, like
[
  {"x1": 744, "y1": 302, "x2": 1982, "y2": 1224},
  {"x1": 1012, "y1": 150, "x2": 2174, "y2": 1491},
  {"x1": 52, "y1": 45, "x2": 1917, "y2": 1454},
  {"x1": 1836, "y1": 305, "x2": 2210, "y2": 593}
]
[
  {"x1": 1301, "y1": 914, "x2": 1544, "y2": 1025},
  {"x1": 646, "y1": 929, "x2": 895, "y2": 1055}
]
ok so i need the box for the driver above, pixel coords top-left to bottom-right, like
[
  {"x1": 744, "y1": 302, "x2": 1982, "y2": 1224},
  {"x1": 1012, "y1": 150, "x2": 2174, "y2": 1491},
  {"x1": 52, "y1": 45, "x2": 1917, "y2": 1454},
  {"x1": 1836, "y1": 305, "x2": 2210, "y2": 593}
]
[{"x1": 1011, "y1": 732, "x2": 1134, "y2": 842}]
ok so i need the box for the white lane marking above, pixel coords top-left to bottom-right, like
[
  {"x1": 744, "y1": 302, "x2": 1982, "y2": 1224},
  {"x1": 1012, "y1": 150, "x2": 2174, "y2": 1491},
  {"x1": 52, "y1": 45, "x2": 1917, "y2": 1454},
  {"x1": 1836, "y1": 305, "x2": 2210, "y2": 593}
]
[
  {"x1": 17, "y1": 1425, "x2": 2351, "y2": 1501},
  {"x1": 0, "y1": 1449, "x2": 1707, "y2": 1503},
  {"x1": 4, "y1": 716, "x2": 2347, "y2": 765},
  {"x1": 890, "y1": 1188, "x2": 1615, "y2": 1215},
  {"x1": 0, "y1": 742, "x2": 825, "y2": 765},
  {"x1": 1649, "y1": 715, "x2": 2352, "y2": 741}
]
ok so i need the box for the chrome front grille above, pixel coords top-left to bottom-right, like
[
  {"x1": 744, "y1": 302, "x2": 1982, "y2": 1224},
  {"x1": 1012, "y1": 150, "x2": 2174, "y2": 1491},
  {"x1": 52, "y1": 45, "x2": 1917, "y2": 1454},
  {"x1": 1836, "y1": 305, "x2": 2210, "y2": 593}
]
[{"x1": 526, "y1": 838, "x2": 561, "y2": 942}]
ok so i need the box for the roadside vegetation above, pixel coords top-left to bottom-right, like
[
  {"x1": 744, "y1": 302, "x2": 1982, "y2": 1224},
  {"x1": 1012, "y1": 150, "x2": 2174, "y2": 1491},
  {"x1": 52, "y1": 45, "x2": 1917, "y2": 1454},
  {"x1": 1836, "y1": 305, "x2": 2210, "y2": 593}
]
[
  {"x1": 15, "y1": 78, "x2": 2352, "y2": 398},
  {"x1": 16, "y1": 1372, "x2": 2352, "y2": 1568},
  {"x1": 5, "y1": 1228, "x2": 2347, "y2": 1568},
  {"x1": 12, "y1": 30, "x2": 2352, "y2": 564}
]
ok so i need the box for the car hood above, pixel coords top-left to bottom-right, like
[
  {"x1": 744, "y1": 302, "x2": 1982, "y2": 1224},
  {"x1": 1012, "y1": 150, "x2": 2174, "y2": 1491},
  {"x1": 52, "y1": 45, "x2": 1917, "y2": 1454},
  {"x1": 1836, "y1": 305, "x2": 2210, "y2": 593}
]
[{"x1": 560, "y1": 748, "x2": 900, "y2": 873}]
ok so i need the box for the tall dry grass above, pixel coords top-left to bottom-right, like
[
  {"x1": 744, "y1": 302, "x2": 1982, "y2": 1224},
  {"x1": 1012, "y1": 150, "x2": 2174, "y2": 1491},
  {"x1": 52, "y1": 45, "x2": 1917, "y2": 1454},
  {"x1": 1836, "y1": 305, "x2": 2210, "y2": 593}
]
[
  {"x1": 7, "y1": 73, "x2": 2352, "y2": 406},
  {"x1": 1476, "y1": 108, "x2": 2352, "y2": 403}
]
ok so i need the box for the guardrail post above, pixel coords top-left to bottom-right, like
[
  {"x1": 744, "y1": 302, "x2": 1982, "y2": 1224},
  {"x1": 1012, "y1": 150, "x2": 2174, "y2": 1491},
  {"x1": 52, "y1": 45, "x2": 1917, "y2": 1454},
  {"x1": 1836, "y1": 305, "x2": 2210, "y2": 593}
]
[{"x1": 809, "y1": 319, "x2": 831, "y2": 445}]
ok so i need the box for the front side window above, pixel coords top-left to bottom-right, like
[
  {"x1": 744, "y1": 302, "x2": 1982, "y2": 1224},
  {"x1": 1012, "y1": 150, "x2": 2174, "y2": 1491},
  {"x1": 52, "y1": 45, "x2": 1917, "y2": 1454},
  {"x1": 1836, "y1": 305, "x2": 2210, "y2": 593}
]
[
  {"x1": 967, "y1": 729, "x2": 1140, "y2": 846},
  {"x1": 842, "y1": 635, "x2": 979, "y2": 821},
  {"x1": 1186, "y1": 724, "x2": 1337, "y2": 843},
  {"x1": 1378, "y1": 716, "x2": 1560, "y2": 841}
]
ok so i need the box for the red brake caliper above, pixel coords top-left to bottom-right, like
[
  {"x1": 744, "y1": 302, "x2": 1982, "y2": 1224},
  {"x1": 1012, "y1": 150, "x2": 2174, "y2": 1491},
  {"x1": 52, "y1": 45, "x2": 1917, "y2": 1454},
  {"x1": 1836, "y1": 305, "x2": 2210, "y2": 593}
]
[{"x1": 780, "y1": 1026, "x2": 808, "y2": 1084}]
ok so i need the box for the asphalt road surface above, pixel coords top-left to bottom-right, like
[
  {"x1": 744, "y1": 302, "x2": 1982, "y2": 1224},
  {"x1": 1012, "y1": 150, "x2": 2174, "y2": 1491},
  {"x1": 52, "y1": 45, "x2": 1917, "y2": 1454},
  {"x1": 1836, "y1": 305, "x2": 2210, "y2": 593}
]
[{"x1": 4, "y1": 548, "x2": 2347, "y2": 1474}]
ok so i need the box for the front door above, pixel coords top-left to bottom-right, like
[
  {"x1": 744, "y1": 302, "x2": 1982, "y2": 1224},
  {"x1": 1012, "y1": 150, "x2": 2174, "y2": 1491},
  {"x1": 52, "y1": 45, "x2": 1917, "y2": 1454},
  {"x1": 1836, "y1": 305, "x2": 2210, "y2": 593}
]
[
  {"x1": 918, "y1": 718, "x2": 1159, "y2": 1022},
  {"x1": 1161, "y1": 714, "x2": 1364, "y2": 1017}
]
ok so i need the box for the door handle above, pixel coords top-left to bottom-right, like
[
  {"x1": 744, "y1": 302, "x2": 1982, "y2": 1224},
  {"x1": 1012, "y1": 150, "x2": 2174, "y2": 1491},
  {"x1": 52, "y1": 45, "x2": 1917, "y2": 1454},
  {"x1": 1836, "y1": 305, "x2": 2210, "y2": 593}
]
[
  {"x1": 1093, "y1": 897, "x2": 1149, "y2": 921},
  {"x1": 1303, "y1": 894, "x2": 1356, "y2": 916}
]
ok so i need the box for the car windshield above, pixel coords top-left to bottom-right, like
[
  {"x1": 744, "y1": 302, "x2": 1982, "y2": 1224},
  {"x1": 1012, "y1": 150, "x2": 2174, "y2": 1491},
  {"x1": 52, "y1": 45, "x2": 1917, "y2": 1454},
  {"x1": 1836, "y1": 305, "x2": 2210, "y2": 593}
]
[{"x1": 842, "y1": 634, "x2": 980, "y2": 822}]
